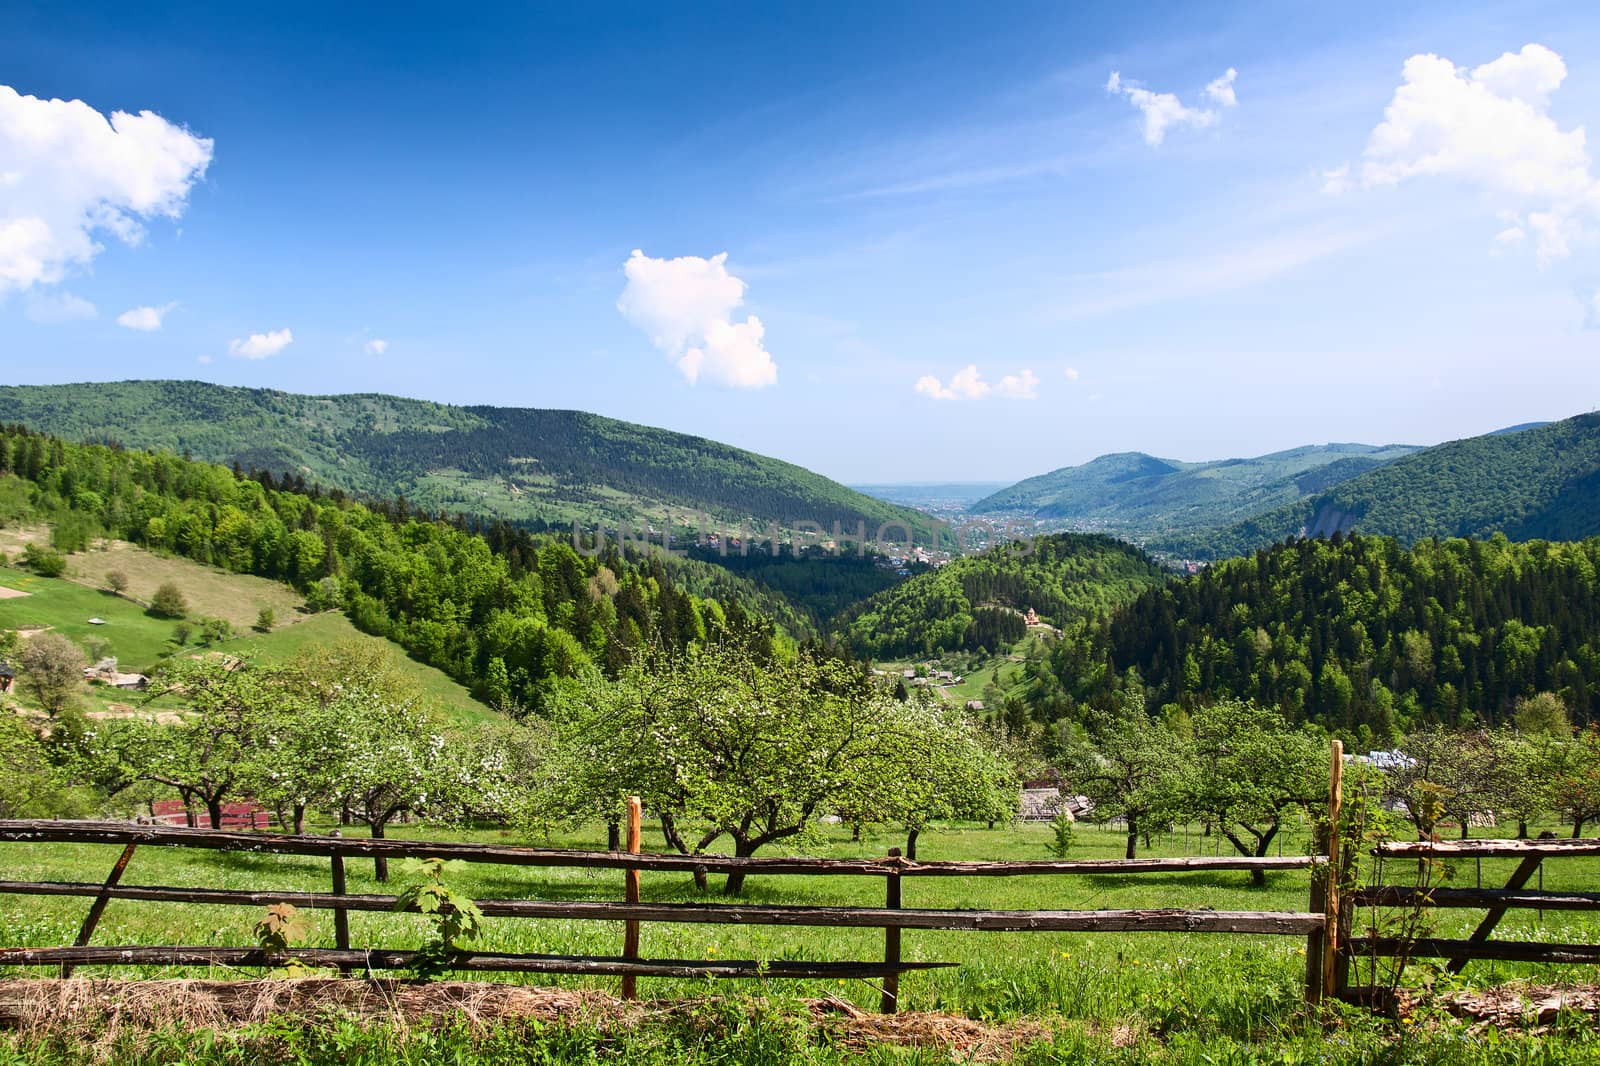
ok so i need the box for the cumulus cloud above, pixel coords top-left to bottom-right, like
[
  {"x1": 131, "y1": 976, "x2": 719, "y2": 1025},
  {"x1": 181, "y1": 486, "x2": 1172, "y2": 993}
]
[
  {"x1": 116, "y1": 302, "x2": 176, "y2": 331},
  {"x1": 0, "y1": 84, "x2": 212, "y2": 294},
  {"x1": 228, "y1": 328, "x2": 293, "y2": 360},
  {"x1": 1205, "y1": 68, "x2": 1239, "y2": 108},
  {"x1": 1339, "y1": 44, "x2": 1600, "y2": 262},
  {"x1": 1106, "y1": 67, "x2": 1238, "y2": 146},
  {"x1": 364, "y1": 338, "x2": 389, "y2": 355},
  {"x1": 24, "y1": 290, "x2": 96, "y2": 323},
  {"x1": 1063, "y1": 367, "x2": 1081, "y2": 381},
  {"x1": 617, "y1": 249, "x2": 777, "y2": 388},
  {"x1": 914, "y1": 365, "x2": 1037, "y2": 401}
]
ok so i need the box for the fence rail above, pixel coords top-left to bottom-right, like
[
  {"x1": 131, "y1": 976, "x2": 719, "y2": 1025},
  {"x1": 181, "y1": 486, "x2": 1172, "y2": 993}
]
[
  {"x1": 0, "y1": 811, "x2": 1332, "y2": 1011},
  {"x1": 1339, "y1": 834, "x2": 1600, "y2": 996}
]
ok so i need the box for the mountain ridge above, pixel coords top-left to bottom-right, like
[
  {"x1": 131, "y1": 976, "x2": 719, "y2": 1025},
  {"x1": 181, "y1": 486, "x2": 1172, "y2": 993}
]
[{"x1": 0, "y1": 380, "x2": 928, "y2": 535}]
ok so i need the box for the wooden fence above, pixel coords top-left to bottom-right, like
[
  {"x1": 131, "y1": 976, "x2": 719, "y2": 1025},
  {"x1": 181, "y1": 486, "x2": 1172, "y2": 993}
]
[
  {"x1": 1339, "y1": 836, "x2": 1600, "y2": 1002},
  {"x1": 0, "y1": 804, "x2": 1330, "y2": 1012}
]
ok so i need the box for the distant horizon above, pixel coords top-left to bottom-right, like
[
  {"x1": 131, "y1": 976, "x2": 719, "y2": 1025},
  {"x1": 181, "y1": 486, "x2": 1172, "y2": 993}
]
[{"x1": 0, "y1": 375, "x2": 1572, "y2": 489}]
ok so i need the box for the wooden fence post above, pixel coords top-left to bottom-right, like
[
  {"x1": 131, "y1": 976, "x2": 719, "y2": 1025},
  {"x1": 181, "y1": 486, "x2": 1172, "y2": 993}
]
[
  {"x1": 881, "y1": 846, "x2": 903, "y2": 1013},
  {"x1": 1322, "y1": 739, "x2": 1344, "y2": 1001},
  {"x1": 1304, "y1": 823, "x2": 1327, "y2": 1004},
  {"x1": 329, "y1": 830, "x2": 351, "y2": 975},
  {"x1": 62, "y1": 840, "x2": 138, "y2": 979},
  {"x1": 621, "y1": 796, "x2": 642, "y2": 1001}
]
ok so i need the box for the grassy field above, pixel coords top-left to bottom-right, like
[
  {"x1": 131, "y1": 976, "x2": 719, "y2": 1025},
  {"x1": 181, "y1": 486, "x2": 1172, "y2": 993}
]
[
  {"x1": 0, "y1": 531, "x2": 494, "y2": 727},
  {"x1": 0, "y1": 570, "x2": 179, "y2": 675},
  {"x1": 4, "y1": 816, "x2": 1599, "y2": 1062}
]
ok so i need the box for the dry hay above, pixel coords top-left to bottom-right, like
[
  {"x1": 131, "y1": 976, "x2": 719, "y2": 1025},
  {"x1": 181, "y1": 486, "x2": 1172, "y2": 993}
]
[{"x1": 0, "y1": 978, "x2": 1051, "y2": 1061}]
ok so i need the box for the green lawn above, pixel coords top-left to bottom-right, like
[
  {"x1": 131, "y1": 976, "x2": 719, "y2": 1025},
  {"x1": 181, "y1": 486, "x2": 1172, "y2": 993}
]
[
  {"x1": 225, "y1": 611, "x2": 497, "y2": 727},
  {"x1": 0, "y1": 571, "x2": 179, "y2": 674},
  {"x1": 5, "y1": 817, "x2": 1600, "y2": 1062}
]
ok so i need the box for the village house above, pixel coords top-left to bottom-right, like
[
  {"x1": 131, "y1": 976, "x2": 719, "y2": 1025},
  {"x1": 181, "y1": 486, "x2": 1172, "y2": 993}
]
[{"x1": 1024, "y1": 607, "x2": 1040, "y2": 626}]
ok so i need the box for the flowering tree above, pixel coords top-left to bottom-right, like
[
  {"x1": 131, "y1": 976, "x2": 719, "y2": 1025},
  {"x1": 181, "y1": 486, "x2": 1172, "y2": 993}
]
[
  {"x1": 1183, "y1": 700, "x2": 1326, "y2": 883},
  {"x1": 555, "y1": 644, "x2": 1004, "y2": 893}
]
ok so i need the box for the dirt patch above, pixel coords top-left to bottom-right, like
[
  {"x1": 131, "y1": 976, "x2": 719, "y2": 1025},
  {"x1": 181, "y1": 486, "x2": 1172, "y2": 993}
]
[
  {"x1": 0, "y1": 979, "x2": 1050, "y2": 1061},
  {"x1": 0, "y1": 586, "x2": 29, "y2": 600},
  {"x1": 85, "y1": 707, "x2": 184, "y2": 726}
]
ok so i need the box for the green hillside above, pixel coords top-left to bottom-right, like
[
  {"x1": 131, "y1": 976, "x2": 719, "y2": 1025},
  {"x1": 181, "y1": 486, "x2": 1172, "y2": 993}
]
[
  {"x1": 1040, "y1": 533, "x2": 1600, "y2": 739},
  {"x1": 1162, "y1": 414, "x2": 1600, "y2": 559},
  {"x1": 831, "y1": 533, "x2": 1166, "y2": 659},
  {"x1": 971, "y1": 443, "x2": 1418, "y2": 540},
  {"x1": 0, "y1": 380, "x2": 926, "y2": 535}
]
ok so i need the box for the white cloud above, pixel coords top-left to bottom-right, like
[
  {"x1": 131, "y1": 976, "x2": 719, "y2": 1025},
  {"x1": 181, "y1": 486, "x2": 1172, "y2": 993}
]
[
  {"x1": 617, "y1": 249, "x2": 777, "y2": 388},
  {"x1": 1342, "y1": 44, "x2": 1600, "y2": 262},
  {"x1": 228, "y1": 328, "x2": 293, "y2": 360},
  {"x1": 364, "y1": 338, "x2": 389, "y2": 355},
  {"x1": 915, "y1": 365, "x2": 988, "y2": 401},
  {"x1": 994, "y1": 368, "x2": 1040, "y2": 399},
  {"x1": 0, "y1": 84, "x2": 212, "y2": 294},
  {"x1": 1063, "y1": 367, "x2": 1081, "y2": 381},
  {"x1": 196, "y1": 354, "x2": 213, "y2": 365},
  {"x1": 116, "y1": 302, "x2": 176, "y2": 331},
  {"x1": 23, "y1": 290, "x2": 96, "y2": 323},
  {"x1": 1321, "y1": 163, "x2": 1352, "y2": 195},
  {"x1": 1107, "y1": 68, "x2": 1237, "y2": 146},
  {"x1": 914, "y1": 365, "x2": 1037, "y2": 401},
  {"x1": 1205, "y1": 68, "x2": 1239, "y2": 108}
]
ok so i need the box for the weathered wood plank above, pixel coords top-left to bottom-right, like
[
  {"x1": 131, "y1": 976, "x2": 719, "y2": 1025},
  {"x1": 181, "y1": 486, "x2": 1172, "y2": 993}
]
[
  {"x1": 0, "y1": 945, "x2": 953, "y2": 979},
  {"x1": 0, "y1": 821, "x2": 1318, "y2": 876},
  {"x1": 1347, "y1": 938, "x2": 1600, "y2": 965},
  {"x1": 1375, "y1": 839, "x2": 1600, "y2": 859},
  {"x1": 1352, "y1": 886, "x2": 1600, "y2": 911},
  {"x1": 1447, "y1": 852, "x2": 1546, "y2": 974},
  {"x1": 0, "y1": 882, "x2": 1324, "y2": 933}
]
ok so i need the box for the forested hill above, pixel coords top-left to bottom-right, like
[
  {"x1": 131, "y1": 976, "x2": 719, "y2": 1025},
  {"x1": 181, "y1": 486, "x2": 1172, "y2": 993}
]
[
  {"x1": 0, "y1": 381, "x2": 925, "y2": 534},
  {"x1": 0, "y1": 425, "x2": 816, "y2": 713},
  {"x1": 832, "y1": 533, "x2": 1166, "y2": 659},
  {"x1": 1038, "y1": 534, "x2": 1600, "y2": 742},
  {"x1": 1158, "y1": 414, "x2": 1600, "y2": 559},
  {"x1": 969, "y1": 443, "x2": 1418, "y2": 539}
]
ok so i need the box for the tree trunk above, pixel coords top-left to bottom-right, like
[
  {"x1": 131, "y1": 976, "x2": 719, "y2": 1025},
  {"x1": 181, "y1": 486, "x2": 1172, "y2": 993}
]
[
  {"x1": 1249, "y1": 826, "x2": 1277, "y2": 887},
  {"x1": 607, "y1": 818, "x2": 620, "y2": 851},
  {"x1": 206, "y1": 797, "x2": 224, "y2": 831},
  {"x1": 724, "y1": 839, "x2": 758, "y2": 896},
  {"x1": 1518, "y1": 819, "x2": 1528, "y2": 840},
  {"x1": 1574, "y1": 817, "x2": 1586, "y2": 840},
  {"x1": 1124, "y1": 817, "x2": 1138, "y2": 860},
  {"x1": 293, "y1": 802, "x2": 307, "y2": 836},
  {"x1": 371, "y1": 818, "x2": 389, "y2": 882},
  {"x1": 905, "y1": 827, "x2": 920, "y2": 861},
  {"x1": 1460, "y1": 818, "x2": 1470, "y2": 841}
]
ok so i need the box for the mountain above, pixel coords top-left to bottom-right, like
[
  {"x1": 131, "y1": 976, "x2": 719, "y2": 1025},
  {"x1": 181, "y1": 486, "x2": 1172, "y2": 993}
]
[
  {"x1": 970, "y1": 443, "x2": 1420, "y2": 541},
  {"x1": 1039, "y1": 533, "x2": 1600, "y2": 737},
  {"x1": 0, "y1": 380, "x2": 925, "y2": 535},
  {"x1": 1164, "y1": 413, "x2": 1600, "y2": 559},
  {"x1": 831, "y1": 533, "x2": 1166, "y2": 659}
]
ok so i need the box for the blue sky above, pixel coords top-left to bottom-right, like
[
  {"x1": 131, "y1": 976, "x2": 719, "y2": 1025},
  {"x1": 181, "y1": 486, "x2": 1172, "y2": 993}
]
[{"x1": 2, "y1": 1, "x2": 1599, "y2": 482}]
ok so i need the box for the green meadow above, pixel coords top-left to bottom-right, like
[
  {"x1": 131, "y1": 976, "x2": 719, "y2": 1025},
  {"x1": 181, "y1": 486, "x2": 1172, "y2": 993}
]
[{"x1": 5, "y1": 816, "x2": 1600, "y2": 1063}]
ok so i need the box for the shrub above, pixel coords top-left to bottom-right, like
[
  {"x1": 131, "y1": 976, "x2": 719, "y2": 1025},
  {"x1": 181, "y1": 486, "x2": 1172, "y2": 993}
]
[
  {"x1": 149, "y1": 582, "x2": 188, "y2": 619},
  {"x1": 170, "y1": 621, "x2": 192, "y2": 647},
  {"x1": 105, "y1": 570, "x2": 129, "y2": 596},
  {"x1": 20, "y1": 544, "x2": 67, "y2": 578},
  {"x1": 255, "y1": 607, "x2": 276, "y2": 633},
  {"x1": 19, "y1": 632, "x2": 86, "y2": 718},
  {"x1": 198, "y1": 617, "x2": 234, "y2": 645}
]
